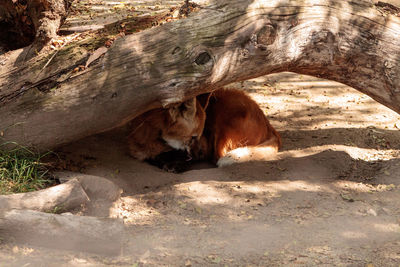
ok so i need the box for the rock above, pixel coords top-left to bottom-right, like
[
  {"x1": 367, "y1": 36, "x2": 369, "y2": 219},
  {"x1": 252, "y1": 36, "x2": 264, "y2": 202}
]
[
  {"x1": 0, "y1": 178, "x2": 89, "y2": 212},
  {"x1": 55, "y1": 171, "x2": 122, "y2": 201}
]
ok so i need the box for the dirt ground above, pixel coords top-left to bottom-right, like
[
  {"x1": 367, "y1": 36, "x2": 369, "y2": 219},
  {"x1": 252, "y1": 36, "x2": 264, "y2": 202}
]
[{"x1": 1, "y1": 72, "x2": 400, "y2": 266}]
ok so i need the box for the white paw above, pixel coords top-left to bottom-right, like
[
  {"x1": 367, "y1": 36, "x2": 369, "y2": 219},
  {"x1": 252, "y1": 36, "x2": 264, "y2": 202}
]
[
  {"x1": 216, "y1": 155, "x2": 236, "y2": 167},
  {"x1": 217, "y1": 147, "x2": 250, "y2": 167}
]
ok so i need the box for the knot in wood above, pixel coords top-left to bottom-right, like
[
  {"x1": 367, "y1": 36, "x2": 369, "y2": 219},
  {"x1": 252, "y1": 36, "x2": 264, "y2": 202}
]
[
  {"x1": 195, "y1": 52, "x2": 212, "y2": 65},
  {"x1": 311, "y1": 30, "x2": 335, "y2": 45},
  {"x1": 256, "y1": 25, "x2": 277, "y2": 46},
  {"x1": 192, "y1": 49, "x2": 214, "y2": 72}
]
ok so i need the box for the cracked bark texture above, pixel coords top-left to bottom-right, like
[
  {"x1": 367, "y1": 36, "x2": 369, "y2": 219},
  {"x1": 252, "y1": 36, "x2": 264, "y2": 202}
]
[
  {"x1": 0, "y1": 0, "x2": 72, "y2": 50},
  {"x1": 0, "y1": 0, "x2": 399, "y2": 151}
]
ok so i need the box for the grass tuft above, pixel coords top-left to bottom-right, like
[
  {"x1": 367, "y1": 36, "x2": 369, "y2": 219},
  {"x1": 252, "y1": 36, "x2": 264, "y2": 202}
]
[{"x1": 0, "y1": 143, "x2": 55, "y2": 194}]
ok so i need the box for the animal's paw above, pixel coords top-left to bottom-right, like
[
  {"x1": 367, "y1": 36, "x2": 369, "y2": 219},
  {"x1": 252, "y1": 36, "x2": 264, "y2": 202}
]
[
  {"x1": 217, "y1": 147, "x2": 250, "y2": 167},
  {"x1": 161, "y1": 161, "x2": 189, "y2": 173},
  {"x1": 216, "y1": 155, "x2": 236, "y2": 167},
  {"x1": 147, "y1": 150, "x2": 192, "y2": 173}
]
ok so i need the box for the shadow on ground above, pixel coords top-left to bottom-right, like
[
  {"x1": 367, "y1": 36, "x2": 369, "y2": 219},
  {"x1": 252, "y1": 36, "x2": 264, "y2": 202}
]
[{"x1": 3, "y1": 72, "x2": 400, "y2": 266}]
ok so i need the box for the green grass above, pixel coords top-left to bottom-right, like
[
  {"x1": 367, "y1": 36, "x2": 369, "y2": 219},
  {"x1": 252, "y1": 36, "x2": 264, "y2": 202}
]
[{"x1": 0, "y1": 143, "x2": 55, "y2": 194}]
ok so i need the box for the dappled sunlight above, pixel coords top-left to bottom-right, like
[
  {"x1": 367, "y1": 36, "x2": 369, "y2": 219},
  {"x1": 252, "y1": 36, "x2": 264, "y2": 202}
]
[
  {"x1": 373, "y1": 223, "x2": 400, "y2": 233},
  {"x1": 230, "y1": 72, "x2": 400, "y2": 132},
  {"x1": 334, "y1": 180, "x2": 399, "y2": 193},
  {"x1": 174, "y1": 181, "x2": 234, "y2": 205},
  {"x1": 211, "y1": 51, "x2": 235, "y2": 83},
  {"x1": 61, "y1": 0, "x2": 184, "y2": 33},
  {"x1": 334, "y1": 180, "x2": 376, "y2": 193},
  {"x1": 174, "y1": 180, "x2": 326, "y2": 204},
  {"x1": 73, "y1": 123, "x2": 400, "y2": 226},
  {"x1": 265, "y1": 180, "x2": 326, "y2": 193},
  {"x1": 174, "y1": 180, "x2": 326, "y2": 203},
  {"x1": 341, "y1": 231, "x2": 368, "y2": 239},
  {"x1": 109, "y1": 195, "x2": 160, "y2": 225},
  {"x1": 110, "y1": 178, "x2": 334, "y2": 225},
  {"x1": 333, "y1": 145, "x2": 400, "y2": 161},
  {"x1": 383, "y1": 15, "x2": 400, "y2": 36},
  {"x1": 2, "y1": 0, "x2": 400, "y2": 264},
  {"x1": 279, "y1": 145, "x2": 400, "y2": 162},
  {"x1": 339, "y1": 222, "x2": 400, "y2": 240}
]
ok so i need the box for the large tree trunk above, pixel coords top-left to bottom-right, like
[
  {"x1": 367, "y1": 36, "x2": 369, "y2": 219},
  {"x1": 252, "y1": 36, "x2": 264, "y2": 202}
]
[{"x1": 0, "y1": 0, "x2": 399, "y2": 151}]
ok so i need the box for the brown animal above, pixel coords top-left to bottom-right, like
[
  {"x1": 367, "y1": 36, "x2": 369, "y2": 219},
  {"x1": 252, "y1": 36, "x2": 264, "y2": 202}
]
[
  {"x1": 192, "y1": 88, "x2": 281, "y2": 167},
  {"x1": 127, "y1": 98, "x2": 206, "y2": 161}
]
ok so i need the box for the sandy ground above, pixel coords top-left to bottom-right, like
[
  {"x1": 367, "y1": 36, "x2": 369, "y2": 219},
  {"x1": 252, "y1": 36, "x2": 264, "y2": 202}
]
[
  {"x1": 2, "y1": 1, "x2": 400, "y2": 266},
  {"x1": 1, "y1": 72, "x2": 400, "y2": 266}
]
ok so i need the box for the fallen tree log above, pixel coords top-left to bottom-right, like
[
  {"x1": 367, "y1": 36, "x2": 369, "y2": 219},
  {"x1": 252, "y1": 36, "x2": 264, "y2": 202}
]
[{"x1": 0, "y1": 0, "x2": 399, "y2": 151}]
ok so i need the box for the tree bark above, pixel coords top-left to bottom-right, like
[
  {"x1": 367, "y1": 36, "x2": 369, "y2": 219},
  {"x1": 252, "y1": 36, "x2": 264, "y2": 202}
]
[
  {"x1": 0, "y1": 0, "x2": 72, "y2": 50},
  {"x1": 0, "y1": 0, "x2": 399, "y2": 151}
]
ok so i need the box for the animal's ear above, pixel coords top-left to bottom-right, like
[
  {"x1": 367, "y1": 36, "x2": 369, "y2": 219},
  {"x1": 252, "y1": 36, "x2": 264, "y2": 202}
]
[
  {"x1": 168, "y1": 98, "x2": 196, "y2": 121},
  {"x1": 168, "y1": 105, "x2": 180, "y2": 121},
  {"x1": 196, "y1": 92, "x2": 212, "y2": 110},
  {"x1": 181, "y1": 98, "x2": 197, "y2": 119}
]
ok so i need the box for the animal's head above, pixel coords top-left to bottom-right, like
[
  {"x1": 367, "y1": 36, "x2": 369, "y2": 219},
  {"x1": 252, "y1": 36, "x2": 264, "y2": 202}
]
[{"x1": 162, "y1": 97, "x2": 207, "y2": 151}]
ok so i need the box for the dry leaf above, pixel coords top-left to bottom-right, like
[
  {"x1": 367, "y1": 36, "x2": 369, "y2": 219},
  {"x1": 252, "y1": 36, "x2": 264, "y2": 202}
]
[
  {"x1": 85, "y1": 46, "x2": 108, "y2": 68},
  {"x1": 105, "y1": 40, "x2": 113, "y2": 47}
]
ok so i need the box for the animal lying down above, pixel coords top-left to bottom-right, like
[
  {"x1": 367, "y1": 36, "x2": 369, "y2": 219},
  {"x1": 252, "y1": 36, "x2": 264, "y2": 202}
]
[
  {"x1": 127, "y1": 97, "x2": 206, "y2": 171},
  {"x1": 127, "y1": 88, "x2": 281, "y2": 172},
  {"x1": 191, "y1": 88, "x2": 281, "y2": 167}
]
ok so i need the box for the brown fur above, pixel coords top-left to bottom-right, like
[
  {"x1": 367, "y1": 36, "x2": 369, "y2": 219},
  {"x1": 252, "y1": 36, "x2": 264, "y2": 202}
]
[
  {"x1": 192, "y1": 88, "x2": 281, "y2": 166},
  {"x1": 127, "y1": 98, "x2": 206, "y2": 161}
]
